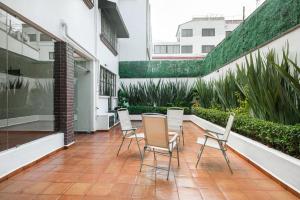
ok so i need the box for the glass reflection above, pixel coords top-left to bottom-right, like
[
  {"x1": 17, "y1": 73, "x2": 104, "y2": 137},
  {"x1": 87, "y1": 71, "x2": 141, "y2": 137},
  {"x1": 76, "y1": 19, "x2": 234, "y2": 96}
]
[{"x1": 0, "y1": 8, "x2": 55, "y2": 151}]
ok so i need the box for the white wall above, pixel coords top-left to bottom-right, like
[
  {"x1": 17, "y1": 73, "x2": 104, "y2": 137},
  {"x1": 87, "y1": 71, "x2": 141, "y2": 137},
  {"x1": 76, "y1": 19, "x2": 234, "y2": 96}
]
[
  {"x1": 0, "y1": 133, "x2": 64, "y2": 179},
  {"x1": 118, "y1": 0, "x2": 150, "y2": 61},
  {"x1": 0, "y1": 0, "x2": 97, "y2": 56}
]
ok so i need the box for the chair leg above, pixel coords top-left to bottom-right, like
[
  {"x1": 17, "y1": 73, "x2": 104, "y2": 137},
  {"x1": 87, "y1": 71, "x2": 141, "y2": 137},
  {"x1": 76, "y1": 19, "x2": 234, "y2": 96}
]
[
  {"x1": 219, "y1": 143, "x2": 233, "y2": 174},
  {"x1": 127, "y1": 139, "x2": 133, "y2": 149},
  {"x1": 176, "y1": 143, "x2": 180, "y2": 167},
  {"x1": 167, "y1": 151, "x2": 172, "y2": 180},
  {"x1": 182, "y1": 130, "x2": 185, "y2": 146},
  {"x1": 195, "y1": 138, "x2": 207, "y2": 168},
  {"x1": 135, "y1": 135, "x2": 143, "y2": 160},
  {"x1": 139, "y1": 146, "x2": 147, "y2": 172},
  {"x1": 153, "y1": 149, "x2": 157, "y2": 161},
  {"x1": 117, "y1": 137, "x2": 125, "y2": 157}
]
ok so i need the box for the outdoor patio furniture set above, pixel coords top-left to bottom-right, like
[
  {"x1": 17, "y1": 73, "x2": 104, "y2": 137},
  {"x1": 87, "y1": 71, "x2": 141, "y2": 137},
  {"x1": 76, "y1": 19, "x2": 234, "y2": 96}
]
[{"x1": 117, "y1": 108, "x2": 235, "y2": 180}]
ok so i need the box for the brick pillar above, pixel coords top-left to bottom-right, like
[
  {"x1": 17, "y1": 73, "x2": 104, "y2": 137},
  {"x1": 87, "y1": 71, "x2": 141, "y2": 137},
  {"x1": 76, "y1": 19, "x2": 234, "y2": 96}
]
[{"x1": 54, "y1": 41, "x2": 75, "y2": 146}]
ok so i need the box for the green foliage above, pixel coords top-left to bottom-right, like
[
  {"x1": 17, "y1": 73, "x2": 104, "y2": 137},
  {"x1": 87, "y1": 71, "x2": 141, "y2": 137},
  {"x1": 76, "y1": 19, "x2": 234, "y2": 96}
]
[
  {"x1": 236, "y1": 50, "x2": 300, "y2": 125},
  {"x1": 119, "y1": 0, "x2": 300, "y2": 79},
  {"x1": 192, "y1": 107, "x2": 300, "y2": 158},
  {"x1": 127, "y1": 106, "x2": 192, "y2": 115},
  {"x1": 119, "y1": 80, "x2": 194, "y2": 107},
  {"x1": 202, "y1": 0, "x2": 300, "y2": 73},
  {"x1": 193, "y1": 48, "x2": 300, "y2": 125},
  {"x1": 119, "y1": 60, "x2": 204, "y2": 78}
]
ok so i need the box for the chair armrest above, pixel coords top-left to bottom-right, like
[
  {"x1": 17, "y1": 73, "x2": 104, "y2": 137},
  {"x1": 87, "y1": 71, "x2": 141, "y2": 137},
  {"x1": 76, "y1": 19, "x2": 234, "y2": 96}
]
[
  {"x1": 169, "y1": 133, "x2": 179, "y2": 143},
  {"x1": 204, "y1": 129, "x2": 223, "y2": 135},
  {"x1": 123, "y1": 128, "x2": 137, "y2": 132},
  {"x1": 204, "y1": 133, "x2": 227, "y2": 142}
]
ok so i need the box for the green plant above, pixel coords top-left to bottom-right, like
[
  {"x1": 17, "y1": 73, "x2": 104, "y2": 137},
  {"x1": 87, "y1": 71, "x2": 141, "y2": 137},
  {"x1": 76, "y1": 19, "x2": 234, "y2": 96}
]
[
  {"x1": 192, "y1": 106, "x2": 300, "y2": 158},
  {"x1": 119, "y1": 80, "x2": 193, "y2": 107},
  {"x1": 127, "y1": 105, "x2": 192, "y2": 115},
  {"x1": 236, "y1": 50, "x2": 300, "y2": 124}
]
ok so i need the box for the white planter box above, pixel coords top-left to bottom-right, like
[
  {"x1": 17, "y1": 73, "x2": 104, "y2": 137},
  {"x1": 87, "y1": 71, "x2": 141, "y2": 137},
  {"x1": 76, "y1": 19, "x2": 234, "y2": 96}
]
[{"x1": 130, "y1": 114, "x2": 300, "y2": 193}]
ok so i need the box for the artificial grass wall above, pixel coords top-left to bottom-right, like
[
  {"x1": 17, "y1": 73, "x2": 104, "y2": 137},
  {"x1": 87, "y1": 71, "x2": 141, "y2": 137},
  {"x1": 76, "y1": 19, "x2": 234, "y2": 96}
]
[
  {"x1": 119, "y1": 60, "x2": 204, "y2": 78},
  {"x1": 119, "y1": 0, "x2": 300, "y2": 78}
]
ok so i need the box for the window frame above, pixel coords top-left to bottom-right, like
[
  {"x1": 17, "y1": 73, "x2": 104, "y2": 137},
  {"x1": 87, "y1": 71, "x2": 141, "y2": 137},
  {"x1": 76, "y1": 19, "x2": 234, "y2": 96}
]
[
  {"x1": 202, "y1": 45, "x2": 215, "y2": 53},
  {"x1": 99, "y1": 66, "x2": 117, "y2": 97},
  {"x1": 181, "y1": 45, "x2": 193, "y2": 54},
  {"x1": 202, "y1": 28, "x2": 215, "y2": 37},
  {"x1": 181, "y1": 29, "x2": 193, "y2": 37}
]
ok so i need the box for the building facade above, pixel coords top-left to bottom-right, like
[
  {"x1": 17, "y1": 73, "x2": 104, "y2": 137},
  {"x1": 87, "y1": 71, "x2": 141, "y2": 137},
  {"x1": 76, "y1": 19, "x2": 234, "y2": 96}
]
[
  {"x1": 152, "y1": 17, "x2": 241, "y2": 60},
  {"x1": 118, "y1": 0, "x2": 152, "y2": 61},
  {"x1": 0, "y1": 0, "x2": 150, "y2": 178}
]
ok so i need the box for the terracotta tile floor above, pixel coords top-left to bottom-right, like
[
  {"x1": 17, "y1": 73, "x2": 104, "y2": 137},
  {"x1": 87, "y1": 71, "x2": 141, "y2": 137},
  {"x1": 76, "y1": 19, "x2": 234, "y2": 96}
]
[{"x1": 0, "y1": 122, "x2": 298, "y2": 200}]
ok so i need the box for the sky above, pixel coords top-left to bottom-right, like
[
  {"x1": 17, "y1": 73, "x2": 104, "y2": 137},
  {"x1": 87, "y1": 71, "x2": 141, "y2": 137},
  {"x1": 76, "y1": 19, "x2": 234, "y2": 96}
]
[{"x1": 149, "y1": 0, "x2": 266, "y2": 42}]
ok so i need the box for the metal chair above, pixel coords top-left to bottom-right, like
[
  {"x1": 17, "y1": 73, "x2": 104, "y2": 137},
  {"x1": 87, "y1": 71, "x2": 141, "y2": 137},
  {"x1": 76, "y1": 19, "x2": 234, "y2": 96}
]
[
  {"x1": 167, "y1": 107, "x2": 184, "y2": 146},
  {"x1": 117, "y1": 108, "x2": 144, "y2": 159},
  {"x1": 195, "y1": 113, "x2": 235, "y2": 173},
  {"x1": 140, "y1": 114, "x2": 180, "y2": 180}
]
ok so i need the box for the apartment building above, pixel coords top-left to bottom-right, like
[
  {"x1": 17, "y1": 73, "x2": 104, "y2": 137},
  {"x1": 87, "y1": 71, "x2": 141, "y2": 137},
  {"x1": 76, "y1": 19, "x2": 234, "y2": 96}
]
[
  {"x1": 0, "y1": 0, "x2": 151, "y2": 178},
  {"x1": 153, "y1": 17, "x2": 241, "y2": 60}
]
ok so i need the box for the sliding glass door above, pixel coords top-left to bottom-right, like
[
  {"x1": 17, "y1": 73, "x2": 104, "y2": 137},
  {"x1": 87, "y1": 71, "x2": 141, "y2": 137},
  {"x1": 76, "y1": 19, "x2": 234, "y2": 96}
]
[{"x1": 0, "y1": 8, "x2": 55, "y2": 152}]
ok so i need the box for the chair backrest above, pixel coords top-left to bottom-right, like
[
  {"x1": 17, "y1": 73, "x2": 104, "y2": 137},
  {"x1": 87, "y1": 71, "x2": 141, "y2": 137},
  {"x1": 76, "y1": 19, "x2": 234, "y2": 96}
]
[
  {"x1": 222, "y1": 113, "x2": 235, "y2": 141},
  {"x1": 142, "y1": 114, "x2": 169, "y2": 149},
  {"x1": 167, "y1": 107, "x2": 184, "y2": 131},
  {"x1": 117, "y1": 108, "x2": 132, "y2": 134}
]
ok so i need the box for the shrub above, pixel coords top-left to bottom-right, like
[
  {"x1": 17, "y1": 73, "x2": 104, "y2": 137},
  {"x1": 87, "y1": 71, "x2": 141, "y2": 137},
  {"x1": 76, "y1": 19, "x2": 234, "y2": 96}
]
[
  {"x1": 192, "y1": 107, "x2": 300, "y2": 158},
  {"x1": 127, "y1": 106, "x2": 192, "y2": 115}
]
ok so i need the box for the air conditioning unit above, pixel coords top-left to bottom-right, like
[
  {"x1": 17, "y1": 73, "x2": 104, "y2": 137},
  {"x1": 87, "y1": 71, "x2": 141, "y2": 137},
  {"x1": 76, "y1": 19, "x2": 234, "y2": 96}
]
[{"x1": 96, "y1": 112, "x2": 119, "y2": 131}]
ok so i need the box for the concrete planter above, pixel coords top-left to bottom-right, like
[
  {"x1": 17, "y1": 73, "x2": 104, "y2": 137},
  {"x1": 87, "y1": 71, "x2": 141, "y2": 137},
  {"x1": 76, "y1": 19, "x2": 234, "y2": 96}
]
[{"x1": 130, "y1": 114, "x2": 300, "y2": 193}]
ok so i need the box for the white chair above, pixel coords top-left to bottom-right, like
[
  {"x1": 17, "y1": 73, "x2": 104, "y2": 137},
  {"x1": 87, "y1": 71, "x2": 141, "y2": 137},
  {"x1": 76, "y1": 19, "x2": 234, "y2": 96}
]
[
  {"x1": 117, "y1": 108, "x2": 144, "y2": 159},
  {"x1": 167, "y1": 107, "x2": 184, "y2": 146},
  {"x1": 195, "y1": 113, "x2": 235, "y2": 173},
  {"x1": 140, "y1": 114, "x2": 180, "y2": 180}
]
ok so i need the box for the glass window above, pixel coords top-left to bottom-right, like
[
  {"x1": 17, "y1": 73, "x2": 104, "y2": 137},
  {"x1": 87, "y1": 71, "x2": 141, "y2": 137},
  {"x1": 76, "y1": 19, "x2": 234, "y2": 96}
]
[
  {"x1": 40, "y1": 33, "x2": 52, "y2": 41},
  {"x1": 202, "y1": 45, "x2": 215, "y2": 53},
  {"x1": 181, "y1": 45, "x2": 193, "y2": 54},
  {"x1": 28, "y1": 34, "x2": 36, "y2": 42},
  {"x1": 99, "y1": 66, "x2": 116, "y2": 97},
  {"x1": 154, "y1": 45, "x2": 180, "y2": 54},
  {"x1": 226, "y1": 31, "x2": 232, "y2": 37},
  {"x1": 49, "y1": 52, "x2": 54, "y2": 60},
  {"x1": 181, "y1": 29, "x2": 193, "y2": 37},
  {"x1": 101, "y1": 13, "x2": 118, "y2": 52},
  {"x1": 0, "y1": 8, "x2": 55, "y2": 152},
  {"x1": 154, "y1": 45, "x2": 167, "y2": 54},
  {"x1": 167, "y1": 45, "x2": 180, "y2": 54},
  {"x1": 202, "y1": 28, "x2": 215, "y2": 37}
]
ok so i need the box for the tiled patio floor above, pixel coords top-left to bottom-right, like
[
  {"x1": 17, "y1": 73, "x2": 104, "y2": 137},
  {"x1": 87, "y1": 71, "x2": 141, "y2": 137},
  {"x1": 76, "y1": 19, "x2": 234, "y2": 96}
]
[{"x1": 0, "y1": 122, "x2": 298, "y2": 200}]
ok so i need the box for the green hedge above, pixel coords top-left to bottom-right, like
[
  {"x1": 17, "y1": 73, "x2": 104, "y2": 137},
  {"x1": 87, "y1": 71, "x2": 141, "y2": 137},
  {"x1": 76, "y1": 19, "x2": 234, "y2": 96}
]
[
  {"x1": 192, "y1": 107, "x2": 300, "y2": 158},
  {"x1": 119, "y1": 0, "x2": 300, "y2": 78},
  {"x1": 127, "y1": 106, "x2": 192, "y2": 115},
  {"x1": 119, "y1": 60, "x2": 204, "y2": 78},
  {"x1": 203, "y1": 0, "x2": 300, "y2": 73}
]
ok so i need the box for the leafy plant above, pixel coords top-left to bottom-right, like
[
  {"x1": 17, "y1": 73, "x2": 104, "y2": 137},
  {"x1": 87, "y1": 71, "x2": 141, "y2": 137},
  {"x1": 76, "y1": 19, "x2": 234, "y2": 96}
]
[
  {"x1": 119, "y1": 80, "x2": 193, "y2": 107},
  {"x1": 192, "y1": 106, "x2": 300, "y2": 158}
]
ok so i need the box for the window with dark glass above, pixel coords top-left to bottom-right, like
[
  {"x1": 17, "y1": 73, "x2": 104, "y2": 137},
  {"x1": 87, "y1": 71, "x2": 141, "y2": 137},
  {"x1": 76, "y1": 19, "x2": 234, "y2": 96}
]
[
  {"x1": 154, "y1": 45, "x2": 180, "y2": 54},
  {"x1": 181, "y1": 29, "x2": 193, "y2": 37},
  {"x1": 28, "y1": 34, "x2": 36, "y2": 42},
  {"x1": 101, "y1": 13, "x2": 118, "y2": 55},
  {"x1": 99, "y1": 66, "x2": 116, "y2": 97},
  {"x1": 49, "y1": 52, "x2": 54, "y2": 60},
  {"x1": 226, "y1": 31, "x2": 232, "y2": 37},
  {"x1": 40, "y1": 33, "x2": 52, "y2": 41},
  {"x1": 181, "y1": 45, "x2": 193, "y2": 54},
  {"x1": 202, "y1": 28, "x2": 215, "y2": 37},
  {"x1": 202, "y1": 45, "x2": 215, "y2": 53}
]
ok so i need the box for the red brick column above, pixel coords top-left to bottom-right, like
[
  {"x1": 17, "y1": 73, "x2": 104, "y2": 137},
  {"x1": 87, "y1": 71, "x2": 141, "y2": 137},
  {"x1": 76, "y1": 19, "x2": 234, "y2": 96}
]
[{"x1": 54, "y1": 41, "x2": 75, "y2": 146}]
